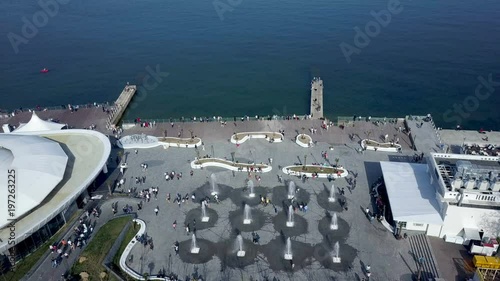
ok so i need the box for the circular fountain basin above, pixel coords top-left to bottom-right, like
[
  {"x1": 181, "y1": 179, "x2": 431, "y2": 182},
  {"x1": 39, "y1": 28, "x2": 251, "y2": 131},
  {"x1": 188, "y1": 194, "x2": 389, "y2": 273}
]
[
  {"x1": 178, "y1": 238, "x2": 215, "y2": 264},
  {"x1": 271, "y1": 185, "x2": 310, "y2": 205},
  {"x1": 316, "y1": 188, "x2": 347, "y2": 212},
  {"x1": 229, "y1": 186, "x2": 269, "y2": 207},
  {"x1": 261, "y1": 238, "x2": 314, "y2": 272},
  {"x1": 272, "y1": 211, "x2": 308, "y2": 237},
  {"x1": 312, "y1": 242, "x2": 358, "y2": 271},
  {"x1": 184, "y1": 208, "x2": 219, "y2": 230},
  {"x1": 318, "y1": 216, "x2": 350, "y2": 240},
  {"x1": 193, "y1": 182, "x2": 233, "y2": 202},
  {"x1": 216, "y1": 238, "x2": 258, "y2": 269},
  {"x1": 228, "y1": 208, "x2": 267, "y2": 232}
]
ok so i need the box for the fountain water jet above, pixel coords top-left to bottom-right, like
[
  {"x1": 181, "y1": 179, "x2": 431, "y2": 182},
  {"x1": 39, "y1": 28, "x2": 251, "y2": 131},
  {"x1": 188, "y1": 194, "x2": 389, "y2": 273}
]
[
  {"x1": 286, "y1": 205, "x2": 295, "y2": 227},
  {"x1": 210, "y1": 174, "x2": 218, "y2": 196},
  {"x1": 330, "y1": 212, "x2": 338, "y2": 230},
  {"x1": 248, "y1": 180, "x2": 255, "y2": 198},
  {"x1": 190, "y1": 233, "x2": 200, "y2": 254},
  {"x1": 201, "y1": 201, "x2": 209, "y2": 222},
  {"x1": 236, "y1": 234, "x2": 245, "y2": 257},
  {"x1": 328, "y1": 184, "x2": 336, "y2": 202},
  {"x1": 332, "y1": 241, "x2": 341, "y2": 263},
  {"x1": 284, "y1": 237, "x2": 293, "y2": 260},
  {"x1": 288, "y1": 181, "x2": 296, "y2": 199},
  {"x1": 243, "y1": 204, "x2": 252, "y2": 224}
]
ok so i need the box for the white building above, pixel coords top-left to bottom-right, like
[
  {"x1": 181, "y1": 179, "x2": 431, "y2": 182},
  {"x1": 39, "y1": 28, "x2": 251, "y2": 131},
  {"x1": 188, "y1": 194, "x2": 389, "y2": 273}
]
[
  {"x1": 381, "y1": 153, "x2": 500, "y2": 244},
  {"x1": 0, "y1": 113, "x2": 111, "y2": 262}
]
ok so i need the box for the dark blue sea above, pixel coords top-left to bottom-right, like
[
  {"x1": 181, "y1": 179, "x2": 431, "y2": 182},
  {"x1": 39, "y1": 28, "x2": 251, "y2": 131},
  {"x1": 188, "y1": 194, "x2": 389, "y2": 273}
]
[{"x1": 1, "y1": 0, "x2": 499, "y2": 129}]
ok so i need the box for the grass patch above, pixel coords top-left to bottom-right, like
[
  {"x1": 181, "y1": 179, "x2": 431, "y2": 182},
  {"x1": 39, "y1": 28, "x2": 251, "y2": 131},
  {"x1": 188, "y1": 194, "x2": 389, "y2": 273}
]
[
  {"x1": 286, "y1": 165, "x2": 344, "y2": 174},
  {"x1": 71, "y1": 217, "x2": 131, "y2": 280},
  {"x1": 194, "y1": 158, "x2": 268, "y2": 169},
  {"x1": 0, "y1": 211, "x2": 81, "y2": 281},
  {"x1": 158, "y1": 137, "x2": 201, "y2": 145}
]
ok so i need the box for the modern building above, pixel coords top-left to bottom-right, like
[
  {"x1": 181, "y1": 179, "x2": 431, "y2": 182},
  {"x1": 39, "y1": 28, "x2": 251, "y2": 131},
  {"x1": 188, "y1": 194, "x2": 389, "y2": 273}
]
[
  {"x1": 0, "y1": 113, "x2": 111, "y2": 262},
  {"x1": 381, "y1": 152, "x2": 500, "y2": 244}
]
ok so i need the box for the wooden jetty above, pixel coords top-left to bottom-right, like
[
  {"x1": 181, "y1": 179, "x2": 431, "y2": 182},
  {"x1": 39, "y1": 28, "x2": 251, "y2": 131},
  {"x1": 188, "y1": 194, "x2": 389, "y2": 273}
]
[
  {"x1": 109, "y1": 85, "x2": 137, "y2": 126},
  {"x1": 310, "y1": 77, "x2": 324, "y2": 119}
]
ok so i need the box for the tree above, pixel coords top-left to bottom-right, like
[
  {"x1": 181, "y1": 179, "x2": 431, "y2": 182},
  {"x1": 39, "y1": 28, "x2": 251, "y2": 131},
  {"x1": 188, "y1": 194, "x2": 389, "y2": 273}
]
[
  {"x1": 334, "y1": 158, "x2": 340, "y2": 167},
  {"x1": 365, "y1": 131, "x2": 373, "y2": 142}
]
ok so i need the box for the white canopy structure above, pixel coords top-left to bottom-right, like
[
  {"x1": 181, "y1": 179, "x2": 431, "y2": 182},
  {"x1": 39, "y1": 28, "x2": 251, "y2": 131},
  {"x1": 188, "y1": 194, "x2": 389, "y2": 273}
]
[
  {"x1": 13, "y1": 112, "x2": 65, "y2": 133},
  {"x1": 0, "y1": 134, "x2": 68, "y2": 228},
  {"x1": 380, "y1": 161, "x2": 444, "y2": 226}
]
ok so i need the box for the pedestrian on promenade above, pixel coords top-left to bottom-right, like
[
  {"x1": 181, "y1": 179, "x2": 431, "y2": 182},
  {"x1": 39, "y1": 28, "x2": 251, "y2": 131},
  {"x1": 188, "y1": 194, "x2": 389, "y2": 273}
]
[
  {"x1": 154, "y1": 206, "x2": 159, "y2": 216},
  {"x1": 173, "y1": 220, "x2": 177, "y2": 229}
]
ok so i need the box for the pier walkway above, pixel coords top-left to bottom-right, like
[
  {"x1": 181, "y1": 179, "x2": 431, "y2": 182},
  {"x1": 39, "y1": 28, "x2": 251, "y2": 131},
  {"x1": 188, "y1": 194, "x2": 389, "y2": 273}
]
[
  {"x1": 110, "y1": 85, "x2": 137, "y2": 126},
  {"x1": 310, "y1": 77, "x2": 324, "y2": 119}
]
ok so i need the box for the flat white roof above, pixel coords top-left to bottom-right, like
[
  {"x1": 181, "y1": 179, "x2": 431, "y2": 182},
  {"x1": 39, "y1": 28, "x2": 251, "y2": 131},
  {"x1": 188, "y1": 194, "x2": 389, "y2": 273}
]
[
  {"x1": 380, "y1": 161, "x2": 444, "y2": 226},
  {"x1": 0, "y1": 130, "x2": 110, "y2": 252},
  {"x1": 0, "y1": 134, "x2": 68, "y2": 228}
]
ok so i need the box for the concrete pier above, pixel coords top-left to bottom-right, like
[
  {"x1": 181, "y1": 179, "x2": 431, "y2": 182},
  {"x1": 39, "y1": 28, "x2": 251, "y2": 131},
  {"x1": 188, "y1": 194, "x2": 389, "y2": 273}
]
[
  {"x1": 110, "y1": 85, "x2": 137, "y2": 126},
  {"x1": 310, "y1": 77, "x2": 323, "y2": 119}
]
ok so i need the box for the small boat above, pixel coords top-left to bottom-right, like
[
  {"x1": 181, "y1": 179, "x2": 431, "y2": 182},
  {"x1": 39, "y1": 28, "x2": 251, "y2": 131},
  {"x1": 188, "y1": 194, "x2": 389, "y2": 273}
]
[{"x1": 40, "y1": 68, "x2": 49, "y2": 73}]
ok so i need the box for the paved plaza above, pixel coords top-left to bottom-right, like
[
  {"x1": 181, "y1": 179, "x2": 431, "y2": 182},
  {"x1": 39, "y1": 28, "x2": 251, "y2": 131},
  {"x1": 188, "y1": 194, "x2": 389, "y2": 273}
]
[{"x1": 106, "y1": 119, "x2": 421, "y2": 281}]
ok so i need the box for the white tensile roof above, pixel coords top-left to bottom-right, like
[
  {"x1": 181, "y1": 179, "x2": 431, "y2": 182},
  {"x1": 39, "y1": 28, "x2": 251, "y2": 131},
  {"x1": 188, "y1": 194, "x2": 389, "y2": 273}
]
[
  {"x1": 380, "y1": 161, "x2": 444, "y2": 226},
  {"x1": 13, "y1": 112, "x2": 65, "y2": 133},
  {"x1": 0, "y1": 134, "x2": 68, "y2": 228}
]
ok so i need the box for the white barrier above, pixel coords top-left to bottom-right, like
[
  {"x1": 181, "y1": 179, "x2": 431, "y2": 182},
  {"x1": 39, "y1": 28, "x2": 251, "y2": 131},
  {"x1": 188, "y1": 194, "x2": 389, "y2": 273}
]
[
  {"x1": 281, "y1": 165, "x2": 348, "y2": 179},
  {"x1": 119, "y1": 219, "x2": 168, "y2": 280},
  {"x1": 191, "y1": 158, "x2": 272, "y2": 173},
  {"x1": 117, "y1": 135, "x2": 202, "y2": 149},
  {"x1": 295, "y1": 134, "x2": 313, "y2": 148},
  {"x1": 360, "y1": 139, "x2": 401, "y2": 152},
  {"x1": 230, "y1": 132, "x2": 283, "y2": 144}
]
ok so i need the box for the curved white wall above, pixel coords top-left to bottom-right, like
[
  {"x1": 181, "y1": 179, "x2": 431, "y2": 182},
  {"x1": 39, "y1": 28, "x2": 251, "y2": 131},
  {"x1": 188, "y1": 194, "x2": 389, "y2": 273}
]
[
  {"x1": 230, "y1": 132, "x2": 283, "y2": 144},
  {"x1": 281, "y1": 165, "x2": 348, "y2": 178},
  {"x1": 295, "y1": 134, "x2": 313, "y2": 148},
  {"x1": 117, "y1": 135, "x2": 202, "y2": 149},
  {"x1": 361, "y1": 139, "x2": 402, "y2": 152},
  {"x1": 191, "y1": 158, "x2": 272, "y2": 173},
  {"x1": 120, "y1": 219, "x2": 166, "y2": 280}
]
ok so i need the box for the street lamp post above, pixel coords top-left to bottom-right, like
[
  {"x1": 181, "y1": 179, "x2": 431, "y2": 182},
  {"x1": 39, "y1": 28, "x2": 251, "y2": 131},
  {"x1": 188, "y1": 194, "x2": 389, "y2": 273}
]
[
  {"x1": 211, "y1": 145, "x2": 214, "y2": 158},
  {"x1": 303, "y1": 155, "x2": 307, "y2": 170}
]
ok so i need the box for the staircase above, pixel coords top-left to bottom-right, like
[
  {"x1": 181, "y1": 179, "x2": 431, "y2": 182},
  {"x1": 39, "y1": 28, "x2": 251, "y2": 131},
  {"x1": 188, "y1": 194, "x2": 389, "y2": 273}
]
[{"x1": 408, "y1": 234, "x2": 441, "y2": 280}]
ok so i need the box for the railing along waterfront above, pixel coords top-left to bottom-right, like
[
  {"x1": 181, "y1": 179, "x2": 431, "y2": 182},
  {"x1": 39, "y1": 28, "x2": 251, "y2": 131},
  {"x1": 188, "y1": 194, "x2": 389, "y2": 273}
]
[{"x1": 122, "y1": 114, "x2": 316, "y2": 124}]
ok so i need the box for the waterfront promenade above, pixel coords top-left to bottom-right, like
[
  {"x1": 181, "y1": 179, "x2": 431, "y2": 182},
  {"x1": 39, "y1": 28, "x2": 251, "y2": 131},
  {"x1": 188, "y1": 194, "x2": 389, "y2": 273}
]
[{"x1": 3, "y1": 110, "x2": 493, "y2": 280}]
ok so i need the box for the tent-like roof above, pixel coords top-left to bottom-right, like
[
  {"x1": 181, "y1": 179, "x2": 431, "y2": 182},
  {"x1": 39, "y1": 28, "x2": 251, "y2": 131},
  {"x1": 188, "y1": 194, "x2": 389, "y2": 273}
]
[
  {"x1": 0, "y1": 134, "x2": 68, "y2": 228},
  {"x1": 13, "y1": 112, "x2": 65, "y2": 133},
  {"x1": 380, "y1": 161, "x2": 444, "y2": 226}
]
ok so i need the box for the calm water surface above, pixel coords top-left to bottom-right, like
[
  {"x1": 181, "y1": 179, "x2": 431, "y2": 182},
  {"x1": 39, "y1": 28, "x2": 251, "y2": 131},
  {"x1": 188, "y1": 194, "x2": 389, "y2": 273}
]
[{"x1": 0, "y1": 0, "x2": 499, "y2": 129}]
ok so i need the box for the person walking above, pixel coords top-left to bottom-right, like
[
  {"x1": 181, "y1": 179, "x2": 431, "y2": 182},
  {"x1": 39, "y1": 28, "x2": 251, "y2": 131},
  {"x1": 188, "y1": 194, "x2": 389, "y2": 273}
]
[
  {"x1": 154, "y1": 206, "x2": 159, "y2": 216},
  {"x1": 172, "y1": 220, "x2": 177, "y2": 229}
]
